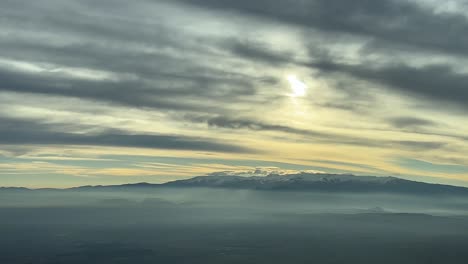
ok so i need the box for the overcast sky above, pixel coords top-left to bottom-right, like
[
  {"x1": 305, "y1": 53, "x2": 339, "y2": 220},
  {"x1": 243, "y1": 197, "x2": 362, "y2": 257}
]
[{"x1": 1, "y1": 0, "x2": 468, "y2": 188}]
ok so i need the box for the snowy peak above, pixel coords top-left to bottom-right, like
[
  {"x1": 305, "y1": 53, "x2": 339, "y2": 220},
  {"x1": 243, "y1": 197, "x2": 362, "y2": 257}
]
[
  {"x1": 169, "y1": 173, "x2": 399, "y2": 186},
  {"x1": 165, "y1": 172, "x2": 467, "y2": 195}
]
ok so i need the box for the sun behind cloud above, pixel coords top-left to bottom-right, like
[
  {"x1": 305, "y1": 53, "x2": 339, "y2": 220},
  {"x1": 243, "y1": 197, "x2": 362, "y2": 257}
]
[{"x1": 287, "y1": 75, "x2": 307, "y2": 97}]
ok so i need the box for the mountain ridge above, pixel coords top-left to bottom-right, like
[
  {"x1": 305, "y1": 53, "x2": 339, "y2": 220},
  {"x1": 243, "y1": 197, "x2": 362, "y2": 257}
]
[{"x1": 2, "y1": 173, "x2": 468, "y2": 196}]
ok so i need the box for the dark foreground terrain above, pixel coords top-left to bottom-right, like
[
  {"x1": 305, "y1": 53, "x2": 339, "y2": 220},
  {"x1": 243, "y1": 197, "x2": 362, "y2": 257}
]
[
  {"x1": 2, "y1": 181, "x2": 468, "y2": 264},
  {"x1": 2, "y1": 207, "x2": 468, "y2": 264}
]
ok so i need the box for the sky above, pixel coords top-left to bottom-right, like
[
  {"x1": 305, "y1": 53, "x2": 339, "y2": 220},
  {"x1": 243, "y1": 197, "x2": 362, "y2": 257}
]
[{"x1": 1, "y1": 0, "x2": 468, "y2": 188}]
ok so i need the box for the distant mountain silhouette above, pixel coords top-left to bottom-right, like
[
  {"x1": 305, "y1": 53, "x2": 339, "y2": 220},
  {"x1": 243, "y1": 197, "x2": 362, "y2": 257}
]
[
  {"x1": 0, "y1": 187, "x2": 30, "y2": 192},
  {"x1": 163, "y1": 173, "x2": 468, "y2": 195},
  {"x1": 3, "y1": 173, "x2": 468, "y2": 195}
]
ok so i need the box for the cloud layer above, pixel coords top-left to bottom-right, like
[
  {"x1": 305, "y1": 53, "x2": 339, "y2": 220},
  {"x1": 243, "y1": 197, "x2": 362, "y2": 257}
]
[{"x1": 1, "y1": 0, "x2": 467, "y2": 187}]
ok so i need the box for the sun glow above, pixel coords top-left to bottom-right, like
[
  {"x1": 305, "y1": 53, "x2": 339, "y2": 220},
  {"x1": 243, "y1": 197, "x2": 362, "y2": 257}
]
[{"x1": 287, "y1": 75, "x2": 307, "y2": 97}]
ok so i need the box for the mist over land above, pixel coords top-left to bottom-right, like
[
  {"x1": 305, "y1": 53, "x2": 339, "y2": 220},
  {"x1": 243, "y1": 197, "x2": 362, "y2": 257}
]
[{"x1": 2, "y1": 173, "x2": 468, "y2": 264}]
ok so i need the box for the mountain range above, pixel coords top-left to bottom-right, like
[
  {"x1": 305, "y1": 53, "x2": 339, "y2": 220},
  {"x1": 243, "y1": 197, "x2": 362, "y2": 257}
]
[{"x1": 2, "y1": 173, "x2": 468, "y2": 196}]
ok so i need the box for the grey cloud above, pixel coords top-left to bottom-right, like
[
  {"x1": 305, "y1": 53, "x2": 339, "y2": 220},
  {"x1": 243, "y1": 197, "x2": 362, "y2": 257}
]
[
  {"x1": 5, "y1": 0, "x2": 466, "y2": 115},
  {"x1": 2, "y1": 0, "x2": 468, "y2": 112},
  {"x1": 318, "y1": 102, "x2": 359, "y2": 112},
  {"x1": 206, "y1": 116, "x2": 319, "y2": 136},
  {"x1": 0, "y1": 65, "x2": 256, "y2": 113},
  {"x1": 185, "y1": 115, "x2": 447, "y2": 151},
  {"x1": 185, "y1": 114, "x2": 340, "y2": 138},
  {"x1": 0, "y1": 117, "x2": 252, "y2": 153},
  {"x1": 0, "y1": 0, "x2": 463, "y2": 156},
  {"x1": 223, "y1": 39, "x2": 295, "y2": 65},
  {"x1": 0, "y1": 1, "x2": 275, "y2": 114},
  {"x1": 171, "y1": 0, "x2": 468, "y2": 110},
  {"x1": 175, "y1": 0, "x2": 468, "y2": 56},
  {"x1": 388, "y1": 117, "x2": 438, "y2": 129},
  {"x1": 310, "y1": 61, "x2": 468, "y2": 109},
  {"x1": 303, "y1": 159, "x2": 388, "y2": 174},
  {"x1": 391, "y1": 141, "x2": 447, "y2": 151}
]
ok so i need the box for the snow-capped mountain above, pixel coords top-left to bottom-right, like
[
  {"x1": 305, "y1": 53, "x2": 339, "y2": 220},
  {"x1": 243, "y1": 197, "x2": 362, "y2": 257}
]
[
  {"x1": 164, "y1": 172, "x2": 468, "y2": 195},
  {"x1": 3, "y1": 172, "x2": 468, "y2": 196},
  {"x1": 166, "y1": 173, "x2": 394, "y2": 187}
]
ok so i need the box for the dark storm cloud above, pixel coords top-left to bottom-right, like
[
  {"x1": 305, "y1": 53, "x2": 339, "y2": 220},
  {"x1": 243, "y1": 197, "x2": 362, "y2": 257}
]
[
  {"x1": 0, "y1": 117, "x2": 251, "y2": 153},
  {"x1": 175, "y1": 0, "x2": 468, "y2": 56}
]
